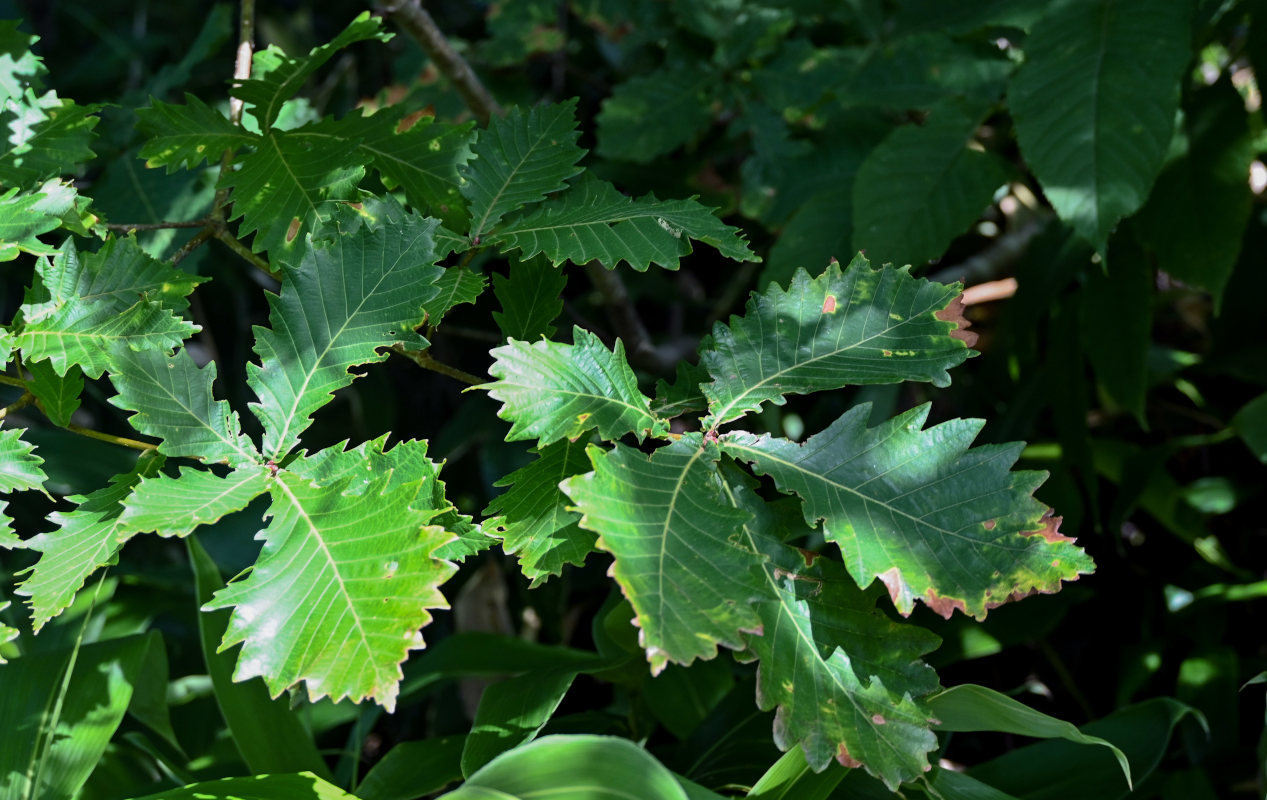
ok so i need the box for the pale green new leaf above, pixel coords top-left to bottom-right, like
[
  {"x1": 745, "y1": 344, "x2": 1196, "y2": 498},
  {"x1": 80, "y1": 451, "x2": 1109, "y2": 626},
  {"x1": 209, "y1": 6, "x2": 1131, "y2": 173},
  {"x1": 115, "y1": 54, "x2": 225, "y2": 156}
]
[
  {"x1": 1009, "y1": 0, "x2": 1190, "y2": 250},
  {"x1": 491, "y1": 255, "x2": 565, "y2": 341},
  {"x1": 0, "y1": 601, "x2": 15, "y2": 662},
  {"x1": 25, "y1": 358, "x2": 81, "y2": 426},
  {"x1": 561, "y1": 436, "x2": 765, "y2": 673},
  {"x1": 137, "y1": 93, "x2": 254, "y2": 171},
  {"x1": 460, "y1": 99, "x2": 584, "y2": 239},
  {"x1": 12, "y1": 453, "x2": 164, "y2": 632},
  {"x1": 596, "y1": 67, "x2": 717, "y2": 163},
  {"x1": 247, "y1": 199, "x2": 442, "y2": 461},
  {"x1": 109, "y1": 346, "x2": 259, "y2": 467},
  {"x1": 0, "y1": 425, "x2": 47, "y2": 493},
  {"x1": 484, "y1": 439, "x2": 596, "y2": 586},
  {"x1": 700, "y1": 254, "x2": 976, "y2": 427},
  {"x1": 294, "y1": 437, "x2": 492, "y2": 563},
  {"x1": 421, "y1": 268, "x2": 487, "y2": 327},
  {"x1": 119, "y1": 466, "x2": 269, "y2": 537},
  {"x1": 16, "y1": 299, "x2": 195, "y2": 379},
  {"x1": 853, "y1": 98, "x2": 1011, "y2": 266},
  {"x1": 221, "y1": 130, "x2": 369, "y2": 256},
  {"x1": 722, "y1": 404, "x2": 1095, "y2": 620},
  {"x1": 0, "y1": 188, "x2": 61, "y2": 260},
  {"x1": 482, "y1": 326, "x2": 666, "y2": 445},
  {"x1": 205, "y1": 469, "x2": 456, "y2": 710},
  {"x1": 494, "y1": 175, "x2": 756, "y2": 271},
  {"x1": 233, "y1": 12, "x2": 391, "y2": 130},
  {"x1": 720, "y1": 468, "x2": 941, "y2": 788}
]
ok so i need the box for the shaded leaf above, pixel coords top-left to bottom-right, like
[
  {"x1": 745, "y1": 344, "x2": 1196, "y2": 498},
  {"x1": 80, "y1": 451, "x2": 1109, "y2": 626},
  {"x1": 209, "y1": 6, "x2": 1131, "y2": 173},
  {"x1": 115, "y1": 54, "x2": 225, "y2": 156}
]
[
  {"x1": 1232, "y1": 391, "x2": 1267, "y2": 463},
  {"x1": 11, "y1": 453, "x2": 164, "y2": 632},
  {"x1": 722, "y1": 404, "x2": 1095, "y2": 619},
  {"x1": 25, "y1": 359, "x2": 82, "y2": 427},
  {"x1": 597, "y1": 67, "x2": 717, "y2": 163},
  {"x1": 460, "y1": 99, "x2": 585, "y2": 239},
  {"x1": 482, "y1": 326, "x2": 666, "y2": 446},
  {"x1": 247, "y1": 198, "x2": 442, "y2": 460},
  {"x1": 722, "y1": 468, "x2": 941, "y2": 788},
  {"x1": 700, "y1": 254, "x2": 976, "y2": 427},
  {"x1": 422, "y1": 268, "x2": 487, "y2": 327},
  {"x1": 1009, "y1": 0, "x2": 1191, "y2": 250},
  {"x1": 561, "y1": 436, "x2": 765, "y2": 674},
  {"x1": 483, "y1": 439, "x2": 596, "y2": 586},
  {"x1": 462, "y1": 666, "x2": 579, "y2": 776},
  {"x1": 127, "y1": 773, "x2": 356, "y2": 800},
  {"x1": 357, "y1": 737, "x2": 465, "y2": 800},
  {"x1": 110, "y1": 346, "x2": 259, "y2": 467},
  {"x1": 652, "y1": 360, "x2": 709, "y2": 419},
  {"x1": 491, "y1": 255, "x2": 565, "y2": 341},
  {"x1": 1080, "y1": 234, "x2": 1152, "y2": 424},
  {"x1": 120, "y1": 466, "x2": 270, "y2": 537},
  {"x1": 853, "y1": 98, "x2": 1010, "y2": 266},
  {"x1": 137, "y1": 93, "x2": 253, "y2": 171},
  {"x1": 232, "y1": 13, "x2": 391, "y2": 131},
  {"x1": 205, "y1": 468, "x2": 456, "y2": 710},
  {"x1": 494, "y1": 175, "x2": 756, "y2": 271}
]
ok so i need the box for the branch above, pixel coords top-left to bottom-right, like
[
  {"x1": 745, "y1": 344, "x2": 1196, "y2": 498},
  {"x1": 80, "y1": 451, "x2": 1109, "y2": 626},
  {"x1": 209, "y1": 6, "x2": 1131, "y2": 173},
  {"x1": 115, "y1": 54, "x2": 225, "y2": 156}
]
[
  {"x1": 390, "y1": 344, "x2": 484, "y2": 385},
  {"x1": 583, "y1": 263, "x2": 693, "y2": 375},
  {"x1": 107, "y1": 220, "x2": 207, "y2": 232},
  {"x1": 378, "y1": 0, "x2": 504, "y2": 125},
  {"x1": 64, "y1": 422, "x2": 157, "y2": 452}
]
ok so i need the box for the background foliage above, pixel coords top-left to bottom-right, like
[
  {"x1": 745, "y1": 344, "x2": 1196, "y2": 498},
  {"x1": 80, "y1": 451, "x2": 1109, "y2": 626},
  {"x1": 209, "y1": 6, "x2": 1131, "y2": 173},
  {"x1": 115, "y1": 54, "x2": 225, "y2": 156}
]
[{"x1": 0, "y1": 1, "x2": 1264, "y2": 799}]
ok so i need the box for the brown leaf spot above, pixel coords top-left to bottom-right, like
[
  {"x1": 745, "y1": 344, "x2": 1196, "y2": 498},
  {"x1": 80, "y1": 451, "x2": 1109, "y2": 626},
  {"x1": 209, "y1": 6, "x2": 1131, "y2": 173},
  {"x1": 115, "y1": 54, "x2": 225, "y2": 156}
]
[
  {"x1": 823, "y1": 294, "x2": 837, "y2": 314},
  {"x1": 396, "y1": 109, "x2": 428, "y2": 133},
  {"x1": 836, "y1": 743, "x2": 863, "y2": 769},
  {"x1": 983, "y1": 519, "x2": 996, "y2": 530},
  {"x1": 796, "y1": 547, "x2": 820, "y2": 568},
  {"x1": 934, "y1": 293, "x2": 980, "y2": 348},
  {"x1": 285, "y1": 217, "x2": 302, "y2": 243},
  {"x1": 1022, "y1": 510, "x2": 1075, "y2": 544},
  {"x1": 877, "y1": 567, "x2": 915, "y2": 616},
  {"x1": 923, "y1": 588, "x2": 968, "y2": 620},
  {"x1": 871, "y1": 714, "x2": 886, "y2": 725}
]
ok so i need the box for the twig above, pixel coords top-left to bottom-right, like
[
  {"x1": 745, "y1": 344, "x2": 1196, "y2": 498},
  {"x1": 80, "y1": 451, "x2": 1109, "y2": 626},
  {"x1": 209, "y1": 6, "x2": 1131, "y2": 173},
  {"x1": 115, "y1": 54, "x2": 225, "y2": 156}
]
[
  {"x1": 390, "y1": 345, "x2": 484, "y2": 385},
  {"x1": 378, "y1": 0, "x2": 504, "y2": 125},
  {"x1": 213, "y1": 226, "x2": 280, "y2": 281},
  {"x1": 0, "y1": 392, "x2": 35, "y2": 420},
  {"x1": 584, "y1": 263, "x2": 687, "y2": 374},
  {"x1": 107, "y1": 220, "x2": 207, "y2": 232},
  {"x1": 228, "y1": 0, "x2": 255, "y2": 127},
  {"x1": 0, "y1": 374, "x2": 26, "y2": 389},
  {"x1": 928, "y1": 205, "x2": 1052, "y2": 288},
  {"x1": 170, "y1": 226, "x2": 215, "y2": 266},
  {"x1": 65, "y1": 422, "x2": 157, "y2": 451}
]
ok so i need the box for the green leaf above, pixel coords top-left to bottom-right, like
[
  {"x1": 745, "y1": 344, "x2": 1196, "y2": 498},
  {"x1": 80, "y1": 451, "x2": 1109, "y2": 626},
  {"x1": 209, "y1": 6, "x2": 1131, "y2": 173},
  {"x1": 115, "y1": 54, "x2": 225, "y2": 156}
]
[
  {"x1": 722, "y1": 404, "x2": 1095, "y2": 619},
  {"x1": 491, "y1": 255, "x2": 565, "y2": 341},
  {"x1": 929, "y1": 684, "x2": 1131, "y2": 786},
  {"x1": 1009, "y1": 0, "x2": 1191, "y2": 250},
  {"x1": 299, "y1": 108, "x2": 475, "y2": 228},
  {"x1": 745, "y1": 747, "x2": 848, "y2": 800},
  {"x1": 232, "y1": 12, "x2": 391, "y2": 131},
  {"x1": 482, "y1": 326, "x2": 666, "y2": 446},
  {"x1": 0, "y1": 633, "x2": 167, "y2": 800},
  {"x1": 1232, "y1": 391, "x2": 1267, "y2": 463},
  {"x1": 357, "y1": 737, "x2": 465, "y2": 800},
  {"x1": 762, "y1": 186, "x2": 852, "y2": 293},
  {"x1": 0, "y1": 601, "x2": 16, "y2": 663},
  {"x1": 721, "y1": 468, "x2": 941, "y2": 788},
  {"x1": 1080, "y1": 233, "x2": 1152, "y2": 424},
  {"x1": 127, "y1": 773, "x2": 356, "y2": 800},
  {"x1": 0, "y1": 188, "x2": 62, "y2": 260},
  {"x1": 460, "y1": 99, "x2": 585, "y2": 239},
  {"x1": 700, "y1": 255, "x2": 976, "y2": 427},
  {"x1": 493, "y1": 175, "x2": 756, "y2": 271},
  {"x1": 221, "y1": 128, "x2": 369, "y2": 256},
  {"x1": 597, "y1": 67, "x2": 717, "y2": 163},
  {"x1": 204, "y1": 468, "x2": 456, "y2": 710},
  {"x1": 11, "y1": 453, "x2": 164, "y2": 632},
  {"x1": 853, "y1": 98, "x2": 1010, "y2": 266},
  {"x1": 247, "y1": 198, "x2": 442, "y2": 460},
  {"x1": 119, "y1": 466, "x2": 270, "y2": 537},
  {"x1": 454, "y1": 735, "x2": 690, "y2": 800},
  {"x1": 462, "y1": 666, "x2": 580, "y2": 776},
  {"x1": 294, "y1": 436, "x2": 493, "y2": 564},
  {"x1": 109, "y1": 346, "x2": 259, "y2": 467},
  {"x1": 422, "y1": 267, "x2": 487, "y2": 327},
  {"x1": 0, "y1": 91, "x2": 100, "y2": 186},
  {"x1": 652, "y1": 360, "x2": 709, "y2": 419},
  {"x1": 187, "y1": 536, "x2": 334, "y2": 780},
  {"x1": 0, "y1": 425, "x2": 48, "y2": 492},
  {"x1": 26, "y1": 359, "x2": 82, "y2": 426},
  {"x1": 17, "y1": 300, "x2": 195, "y2": 379},
  {"x1": 561, "y1": 437, "x2": 765, "y2": 673},
  {"x1": 483, "y1": 439, "x2": 596, "y2": 586},
  {"x1": 1132, "y1": 79, "x2": 1254, "y2": 308},
  {"x1": 137, "y1": 93, "x2": 254, "y2": 171}
]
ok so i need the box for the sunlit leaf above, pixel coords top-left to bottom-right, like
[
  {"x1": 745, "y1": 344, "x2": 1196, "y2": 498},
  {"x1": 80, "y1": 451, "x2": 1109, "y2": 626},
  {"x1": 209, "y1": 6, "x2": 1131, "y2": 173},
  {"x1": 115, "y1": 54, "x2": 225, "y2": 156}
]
[{"x1": 119, "y1": 466, "x2": 270, "y2": 538}]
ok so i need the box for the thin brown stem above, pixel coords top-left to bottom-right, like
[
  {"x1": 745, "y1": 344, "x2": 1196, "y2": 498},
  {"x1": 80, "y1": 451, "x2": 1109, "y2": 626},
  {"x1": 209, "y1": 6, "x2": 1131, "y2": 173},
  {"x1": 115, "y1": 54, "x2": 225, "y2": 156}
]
[
  {"x1": 378, "y1": 0, "x2": 504, "y2": 125},
  {"x1": 107, "y1": 220, "x2": 207, "y2": 232},
  {"x1": 170, "y1": 226, "x2": 215, "y2": 266},
  {"x1": 64, "y1": 422, "x2": 158, "y2": 452},
  {"x1": 391, "y1": 345, "x2": 484, "y2": 385},
  {"x1": 584, "y1": 263, "x2": 684, "y2": 374}
]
